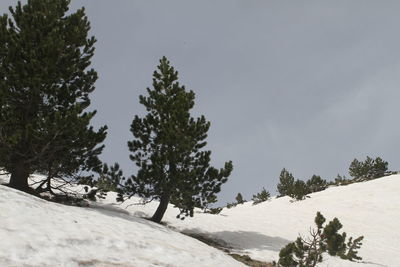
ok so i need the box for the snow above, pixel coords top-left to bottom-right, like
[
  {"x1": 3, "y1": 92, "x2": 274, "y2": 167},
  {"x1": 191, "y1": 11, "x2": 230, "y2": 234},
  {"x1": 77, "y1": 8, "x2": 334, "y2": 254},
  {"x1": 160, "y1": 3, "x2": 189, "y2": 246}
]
[
  {"x1": 0, "y1": 178, "x2": 244, "y2": 267},
  {"x1": 114, "y1": 175, "x2": 400, "y2": 267},
  {"x1": 1, "y1": 174, "x2": 399, "y2": 266}
]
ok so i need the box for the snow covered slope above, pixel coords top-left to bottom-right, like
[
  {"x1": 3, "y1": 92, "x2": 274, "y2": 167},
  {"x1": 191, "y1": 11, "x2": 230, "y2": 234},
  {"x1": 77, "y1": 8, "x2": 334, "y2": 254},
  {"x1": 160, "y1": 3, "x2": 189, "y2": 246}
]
[
  {"x1": 1, "y1": 174, "x2": 399, "y2": 267},
  {"x1": 123, "y1": 175, "x2": 400, "y2": 267},
  {"x1": 0, "y1": 184, "x2": 244, "y2": 267}
]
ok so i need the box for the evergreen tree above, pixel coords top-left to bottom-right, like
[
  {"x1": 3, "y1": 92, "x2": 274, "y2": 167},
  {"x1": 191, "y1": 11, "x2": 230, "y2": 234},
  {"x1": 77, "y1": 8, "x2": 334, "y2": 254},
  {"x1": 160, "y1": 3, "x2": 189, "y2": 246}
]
[
  {"x1": 349, "y1": 156, "x2": 388, "y2": 180},
  {"x1": 252, "y1": 187, "x2": 270, "y2": 205},
  {"x1": 290, "y1": 180, "x2": 309, "y2": 201},
  {"x1": 334, "y1": 174, "x2": 349, "y2": 185},
  {"x1": 277, "y1": 168, "x2": 295, "y2": 197},
  {"x1": 278, "y1": 212, "x2": 364, "y2": 267},
  {"x1": 371, "y1": 157, "x2": 388, "y2": 178},
  {"x1": 349, "y1": 158, "x2": 366, "y2": 179},
  {"x1": 125, "y1": 57, "x2": 233, "y2": 223},
  {"x1": 306, "y1": 175, "x2": 327, "y2": 193},
  {"x1": 235, "y1": 192, "x2": 245, "y2": 204},
  {"x1": 0, "y1": 0, "x2": 106, "y2": 192}
]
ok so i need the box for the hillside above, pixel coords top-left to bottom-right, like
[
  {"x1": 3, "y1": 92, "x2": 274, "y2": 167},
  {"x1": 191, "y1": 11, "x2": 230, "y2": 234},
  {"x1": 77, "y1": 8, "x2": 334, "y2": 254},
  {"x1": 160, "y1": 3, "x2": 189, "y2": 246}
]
[
  {"x1": 0, "y1": 182, "x2": 244, "y2": 267},
  {"x1": 119, "y1": 175, "x2": 400, "y2": 267},
  {"x1": 1, "y1": 174, "x2": 399, "y2": 266}
]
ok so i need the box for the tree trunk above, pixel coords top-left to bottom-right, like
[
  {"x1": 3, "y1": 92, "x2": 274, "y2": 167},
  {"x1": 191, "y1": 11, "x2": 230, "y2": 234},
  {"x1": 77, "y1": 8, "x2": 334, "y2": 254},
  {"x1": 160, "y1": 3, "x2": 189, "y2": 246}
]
[
  {"x1": 9, "y1": 160, "x2": 30, "y2": 192},
  {"x1": 151, "y1": 192, "x2": 170, "y2": 223}
]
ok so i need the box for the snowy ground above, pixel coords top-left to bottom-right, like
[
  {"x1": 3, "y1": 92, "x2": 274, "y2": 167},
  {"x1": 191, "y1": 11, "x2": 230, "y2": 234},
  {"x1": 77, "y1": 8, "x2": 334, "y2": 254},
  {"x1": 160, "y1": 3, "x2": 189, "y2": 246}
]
[
  {"x1": 1, "y1": 174, "x2": 399, "y2": 266},
  {"x1": 112, "y1": 175, "x2": 400, "y2": 267},
  {"x1": 0, "y1": 175, "x2": 244, "y2": 267}
]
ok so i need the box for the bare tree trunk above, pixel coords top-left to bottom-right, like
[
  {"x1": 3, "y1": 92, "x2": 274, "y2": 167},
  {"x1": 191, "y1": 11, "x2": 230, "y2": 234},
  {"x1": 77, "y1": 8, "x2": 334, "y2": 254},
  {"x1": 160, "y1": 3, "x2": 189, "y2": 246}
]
[
  {"x1": 9, "y1": 160, "x2": 30, "y2": 192},
  {"x1": 35, "y1": 179, "x2": 48, "y2": 193},
  {"x1": 151, "y1": 192, "x2": 170, "y2": 223}
]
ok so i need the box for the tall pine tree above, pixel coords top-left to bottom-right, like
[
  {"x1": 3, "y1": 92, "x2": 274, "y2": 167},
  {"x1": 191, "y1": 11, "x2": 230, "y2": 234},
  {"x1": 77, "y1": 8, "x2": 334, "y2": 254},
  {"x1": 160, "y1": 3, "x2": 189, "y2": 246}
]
[
  {"x1": 0, "y1": 0, "x2": 107, "y2": 192},
  {"x1": 126, "y1": 57, "x2": 233, "y2": 223}
]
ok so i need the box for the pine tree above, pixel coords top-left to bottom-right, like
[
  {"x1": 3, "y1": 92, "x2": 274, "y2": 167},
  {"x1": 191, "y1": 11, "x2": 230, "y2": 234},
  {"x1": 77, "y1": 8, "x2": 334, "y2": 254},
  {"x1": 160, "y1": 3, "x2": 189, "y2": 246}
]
[
  {"x1": 349, "y1": 156, "x2": 388, "y2": 180},
  {"x1": 306, "y1": 175, "x2": 327, "y2": 193},
  {"x1": 0, "y1": 0, "x2": 107, "y2": 192},
  {"x1": 125, "y1": 57, "x2": 233, "y2": 223},
  {"x1": 252, "y1": 187, "x2": 270, "y2": 205},
  {"x1": 290, "y1": 180, "x2": 309, "y2": 200},
  {"x1": 235, "y1": 192, "x2": 245, "y2": 204},
  {"x1": 349, "y1": 158, "x2": 368, "y2": 179},
  {"x1": 323, "y1": 218, "x2": 347, "y2": 256},
  {"x1": 278, "y1": 212, "x2": 364, "y2": 267},
  {"x1": 371, "y1": 157, "x2": 388, "y2": 178},
  {"x1": 277, "y1": 168, "x2": 295, "y2": 197}
]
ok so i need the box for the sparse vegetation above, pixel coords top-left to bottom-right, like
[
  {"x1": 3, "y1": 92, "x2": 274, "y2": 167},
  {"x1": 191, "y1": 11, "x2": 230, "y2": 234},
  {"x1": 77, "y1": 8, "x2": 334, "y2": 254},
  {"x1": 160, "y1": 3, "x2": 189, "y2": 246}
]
[
  {"x1": 277, "y1": 212, "x2": 364, "y2": 267},
  {"x1": 226, "y1": 192, "x2": 246, "y2": 208},
  {"x1": 306, "y1": 175, "x2": 327, "y2": 193},
  {"x1": 349, "y1": 156, "x2": 388, "y2": 180},
  {"x1": 252, "y1": 187, "x2": 270, "y2": 205},
  {"x1": 207, "y1": 207, "x2": 223, "y2": 214},
  {"x1": 236, "y1": 192, "x2": 246, "y2": 204}
]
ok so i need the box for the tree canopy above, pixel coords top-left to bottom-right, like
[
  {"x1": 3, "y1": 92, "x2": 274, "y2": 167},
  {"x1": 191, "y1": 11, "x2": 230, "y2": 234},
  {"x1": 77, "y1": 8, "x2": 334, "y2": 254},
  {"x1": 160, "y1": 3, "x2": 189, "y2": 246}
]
[{"x1": 0, "y1": 0, "x2": 106, "y2": 193}]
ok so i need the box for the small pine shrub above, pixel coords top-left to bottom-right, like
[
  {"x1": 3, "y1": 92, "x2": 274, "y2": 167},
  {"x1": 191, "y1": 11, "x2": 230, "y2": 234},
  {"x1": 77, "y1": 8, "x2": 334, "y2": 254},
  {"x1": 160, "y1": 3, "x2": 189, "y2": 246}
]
[
  {"x1": 235, "y1": 192, "x2": 245, "y2": 204},
  {"x1": 226, "y1": 202, "x2": 237, "y2": 209},
  {"x1": 278, "y1": 212, "x2": 364, "y2": 267},
  {"x1": 332, "y1": 174, "x2": 350, "y2": 186},
  {"x1": 226, "y1": 193, "x2": 245, "y2": 208},
  {"x1": 207, "y1": 207, "x2": 223, "y2": 214},
  {"x1": 252, "y1": 187, "x2": 270, "y2": 205}
]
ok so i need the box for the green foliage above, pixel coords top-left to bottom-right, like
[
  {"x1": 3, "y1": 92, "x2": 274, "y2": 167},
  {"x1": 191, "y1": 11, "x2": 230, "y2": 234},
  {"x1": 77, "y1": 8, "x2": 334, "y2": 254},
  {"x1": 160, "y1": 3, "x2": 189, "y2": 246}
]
[
  {"x1": 81, "y1": 163, "x2": 124, "y2": 201},
  {"x1": 306, "y1": 175, "x2": 327, "y2": 193},
  {"x1": 277, "y1": 168, "x2": 319, "y2": 201},
  {"x1": 277, "y1": 168, "x2": 295, "y2": 197},
  {"x1": 0, "y1": 0, "x2": 106, "y2": 191},
  {"x1": 97, "y1": 163, "x2": 123, "y2": 191},
  {"x1": 332, "y1": 174, "x2": 350, "y2": 186},
  {"x1": 278, "y1": 242, "x2": 300, "y2": 267},
  {"x1": 290, "y1": 180, "x2": 309, "y2": 201},
  {"x1": 124, "y1": 57, "x2": 232, "y2": 222},
  {"x1": 201, "y1": 194, "x2": 218, "y2": 213},
  {"x1": 323, "y1": 218, "x2": 347, "y2": 256},
  {"x1": 278, "y1": 212, "x2": 364, "y2": 267},
  {"x1": 252, "y1": 187, "x2": 270, "y2": 205},
  {"x1": 207, "y1": 207, "x2": 223, "y2": 214},
  {"x1": 226, "y1": 192, "x2": 246, "y2": 208},
  {"x1": 342, "y1": 236, "x2": 364, "y2": 261},
  {"x1": 349, "y1": 156, "x2": 388, "y2": 180},
  {"x1": 314, "y1": 211, "x2": 326, "y2": 228},
  {"x1": 235, "y1": 192, "x2": 245, "y2": 204},
  {"x1": 96, "y1": 175, "x2": 118, "y2": 192},
  {"x1": 226, "y1": 202, "x2": 237, "y2": 209}
]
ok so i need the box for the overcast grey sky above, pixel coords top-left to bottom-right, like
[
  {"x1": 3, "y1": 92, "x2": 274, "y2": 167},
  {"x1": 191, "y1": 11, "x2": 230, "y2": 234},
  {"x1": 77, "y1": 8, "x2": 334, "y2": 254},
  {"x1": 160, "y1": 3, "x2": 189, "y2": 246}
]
[{"x1": 2, "y1": 1, "x2": 399, "y2": 205}]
